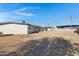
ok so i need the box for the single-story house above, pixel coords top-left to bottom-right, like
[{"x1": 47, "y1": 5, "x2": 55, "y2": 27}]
[
  {"x1": 0, "y1": 22, "x2": 39, "y2": 34},
  {"x1": 56, "y1": 25, "x2": 79, "y2": 29},
  {"x1": 44, "y1": 27, "x2": 54, "y2": 31}
]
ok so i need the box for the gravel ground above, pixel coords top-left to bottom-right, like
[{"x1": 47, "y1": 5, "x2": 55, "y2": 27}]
[{"x1": 0, "y1": 30, "x2": 79, "y2": 55}]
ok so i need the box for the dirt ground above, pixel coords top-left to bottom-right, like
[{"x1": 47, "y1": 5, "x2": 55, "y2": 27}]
[{"x1": 0, "y1": 29, "x2": 79, "y2": 54}]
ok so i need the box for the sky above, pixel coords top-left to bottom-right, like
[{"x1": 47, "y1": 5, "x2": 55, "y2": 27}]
[{"x1": 0, "y1": 3, "x2": 79, "y2": 26}]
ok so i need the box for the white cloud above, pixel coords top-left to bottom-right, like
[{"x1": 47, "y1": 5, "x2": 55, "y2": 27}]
[
  {"x1": 15, "y1": 11, "x2": 34, "y2": 16},
  {"x1": 16, "y1": 8, "x2": 28, "y2": 12},
  {"x1": 0, "y1": 6, "x2": 40, "y2": 17},
  {"x1": 14, "y1": 7, "x2": 35, "y2": 17},
  {"x1": 0, "y1": 7, "x2": 39, "y2": 22},
  {"x1": 16, "y1": 7, "x2": 40, "y2": 12}
]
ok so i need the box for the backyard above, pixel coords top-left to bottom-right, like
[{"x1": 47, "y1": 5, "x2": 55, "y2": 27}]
[{"x1": 0, "y1": 30, "x2": 79, "y2": 55}]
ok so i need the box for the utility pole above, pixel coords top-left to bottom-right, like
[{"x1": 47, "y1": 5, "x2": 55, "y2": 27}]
[{"x1": 70, "y1": 16, "x2": 73, "y2": 29}]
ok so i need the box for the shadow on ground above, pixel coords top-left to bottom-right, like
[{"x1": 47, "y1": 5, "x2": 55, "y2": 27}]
[{"x1": 2, "y1": 37, "x2": 79, "y2": 56}]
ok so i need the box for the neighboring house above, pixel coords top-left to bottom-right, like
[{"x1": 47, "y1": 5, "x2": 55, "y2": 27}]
[
  {"x1": 44, "y1": 27, "x2": 54, "y2": 31},
  {"x1": 0, "y1": 22, "x2": 39, "y2": 34},
  {"x1": 56, "y1": 25, "x2": 79, "y2": 29}
]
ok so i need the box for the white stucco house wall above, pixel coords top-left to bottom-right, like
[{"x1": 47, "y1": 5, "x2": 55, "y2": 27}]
[
  {"x1": 44, "y1": 27, "x2": 54, "y2": 31},
  {"x1": 0, "y1": 22, "x2": 39, "y2": 34}
]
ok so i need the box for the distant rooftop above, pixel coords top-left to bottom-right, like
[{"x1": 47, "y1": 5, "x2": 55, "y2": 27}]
[
  {"x1": 44, "y1": 26, "x2": 53, "y2": 28},
  {"x1": 56, "y1": 25, "x2": 79, "y2": 29}
]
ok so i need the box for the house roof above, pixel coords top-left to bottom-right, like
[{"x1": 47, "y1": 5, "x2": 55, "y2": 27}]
[
  {"x1": 0, "y1": 22, "x2": 34, "y2": 27},
  {"x1": 56, "y1": 25, "x2": 79, "y2": 28},
  {"x1": 44, "y1": 27, "x2": 53, "y2": 28}
]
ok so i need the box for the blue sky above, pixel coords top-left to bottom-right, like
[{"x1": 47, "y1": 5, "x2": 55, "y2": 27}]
[{"x1": 0, "y1": 3, "x2": 79, "y2": 26}]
